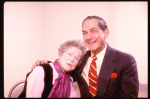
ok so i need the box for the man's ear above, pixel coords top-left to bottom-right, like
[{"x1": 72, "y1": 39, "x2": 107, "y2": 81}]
[{"x1": 104, "y1": 28, "x2": 109, "y2": 38}]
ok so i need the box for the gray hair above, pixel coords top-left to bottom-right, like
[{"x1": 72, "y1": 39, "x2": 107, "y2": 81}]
[
  {"x1": 58, "y1": 40, "x2": 87, "y2": 65},
  {"x1": 82, "y1": 16, "x2": 108, "y2": 31}
]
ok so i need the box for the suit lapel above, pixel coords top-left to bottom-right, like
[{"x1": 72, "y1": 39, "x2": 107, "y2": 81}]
[
  {"x1": 76, "y1": 72, "x2": 92, "y2": 97},
  {"x1": 74, "y1": 51, "x2": 92, "y2": 98},
  {"x1": 74, "y1": 45, "x2": 117, "y2": 98},
  {"x1": 96, "y1": 45, "x2": 117, "y2": 97}
]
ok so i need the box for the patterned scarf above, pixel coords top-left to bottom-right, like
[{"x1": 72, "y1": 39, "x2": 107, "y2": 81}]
[{"x1": 47, "y1": 59, "x2": 71, "y2": 98}]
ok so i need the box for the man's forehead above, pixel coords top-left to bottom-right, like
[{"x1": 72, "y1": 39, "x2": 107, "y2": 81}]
[
  {"x1": 83, "y1": 19, "x2": 98, "y2": 26},
  {"x1": 82, "y1": 20, "x2": 99, "y2": 31},
  {"x1": 83, "y1": 18, "x2": 99, "y2": 24}
]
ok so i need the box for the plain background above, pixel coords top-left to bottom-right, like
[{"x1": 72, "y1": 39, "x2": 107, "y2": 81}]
[{"x1": 4, "y1": 1, "x2": 147, "y2": 97}]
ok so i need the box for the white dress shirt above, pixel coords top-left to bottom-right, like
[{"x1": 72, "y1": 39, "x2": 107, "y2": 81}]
[
  {"x1": 26, "y1": 62, "x2": 80, "y2": 98},
  {"x1": 81, "y1": 45, "x2": 107, "y2": 85}
]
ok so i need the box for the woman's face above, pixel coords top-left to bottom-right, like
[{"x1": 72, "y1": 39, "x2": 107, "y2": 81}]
[{"x1": 58, "y1": 46, "x2": 82, "y2": 73}]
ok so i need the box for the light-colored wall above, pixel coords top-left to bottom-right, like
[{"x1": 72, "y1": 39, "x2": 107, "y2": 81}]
[{"x1": 4, "y1": 1, "x2": 148, "y2": 97}]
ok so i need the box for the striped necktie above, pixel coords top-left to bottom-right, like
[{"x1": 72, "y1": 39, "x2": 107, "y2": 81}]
[{"x1": 88, "y1": 54, "x2": 97, "y2": 97}]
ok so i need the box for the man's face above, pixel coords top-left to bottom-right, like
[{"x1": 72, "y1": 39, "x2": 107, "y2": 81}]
[{"x1": 82, "y1": 18, "x2": 108, "y2": 54}]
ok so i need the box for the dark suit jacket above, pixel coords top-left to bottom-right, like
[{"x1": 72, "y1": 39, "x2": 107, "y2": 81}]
[{"x1": 73, "y1": 44, "x2": 139, "y2": 98}]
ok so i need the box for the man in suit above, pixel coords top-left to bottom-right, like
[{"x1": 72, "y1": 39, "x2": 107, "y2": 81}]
[
  {"x1": 31, "y1": 16, "x2": 139, "y2": 98},
  {"x1": 73, "y1": 16, "x2": 139, "y2": 98}
]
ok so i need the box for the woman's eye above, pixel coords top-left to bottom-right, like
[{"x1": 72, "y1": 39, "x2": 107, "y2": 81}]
[
  {"x1": 75, "y1": 58, "x2": 78, "y2": 60},
  {"x1": 68, "y1": 53, "x2": 72, "y2": 56},
  {"x1": 75, "y1": 57, "x2": 80, "y2": 61}
]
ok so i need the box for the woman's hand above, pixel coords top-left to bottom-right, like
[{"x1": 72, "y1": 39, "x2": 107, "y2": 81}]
[{"x1": 30, "y1": 60, "x2": 48, "y2": 71}]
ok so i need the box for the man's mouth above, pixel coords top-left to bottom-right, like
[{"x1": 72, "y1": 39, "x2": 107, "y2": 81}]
[
  {"x1": 86, "y1": 38, "x2": 97, "y2": 45},
  {"x1": 88, "y1": 40, "x2": 96, "y2": 45}
]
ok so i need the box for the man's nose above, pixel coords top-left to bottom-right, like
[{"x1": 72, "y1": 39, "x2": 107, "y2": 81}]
[{"x1": 87, "y1": 32, "x2": 92, "y2": 39}]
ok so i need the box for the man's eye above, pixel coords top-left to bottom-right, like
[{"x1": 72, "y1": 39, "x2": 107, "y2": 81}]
[
  {"x1": 91, "y1": 29, "x2": 97, "y2": 32},
  {"x1": 82, "y1": 32, "x2": 87, "y2": 35}
]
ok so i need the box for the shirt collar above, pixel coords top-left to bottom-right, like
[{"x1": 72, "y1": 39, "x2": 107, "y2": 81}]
[{"x1": 91, "y1": 44, "x2": 107, "y2": 59}]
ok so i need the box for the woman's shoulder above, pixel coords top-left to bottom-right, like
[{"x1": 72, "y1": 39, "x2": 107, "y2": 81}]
[
  {"x1": 28, "y1": 66, "x2": 45, "y2": 78},
  {"x1": 39, "y1": 63, "x2": 54, "y2": 73}
]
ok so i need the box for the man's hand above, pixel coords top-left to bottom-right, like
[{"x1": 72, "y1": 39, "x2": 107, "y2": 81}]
[{"x1": 30, "y1": 60, "x2": 48, "y2": 71}]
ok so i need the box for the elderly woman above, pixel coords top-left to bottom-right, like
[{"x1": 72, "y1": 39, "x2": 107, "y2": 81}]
[{"x1": 22, "y1": 40, "x2": 86, "y2": 98}]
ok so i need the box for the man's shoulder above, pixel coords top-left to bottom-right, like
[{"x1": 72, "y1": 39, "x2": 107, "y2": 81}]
[{"x1": 109, "y1": 46, "x2": 135, "y2": 62}]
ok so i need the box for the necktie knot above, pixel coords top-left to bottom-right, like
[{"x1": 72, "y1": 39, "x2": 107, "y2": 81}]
[
  {"x1": 92, "y1": 53, "x2": 97, "y2": 58},
  {"x1": 92, "y1": 54, "x2": 97, "y2": 61}
]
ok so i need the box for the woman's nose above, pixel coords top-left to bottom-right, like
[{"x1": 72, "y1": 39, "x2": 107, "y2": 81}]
[{"x1": 70, "y1": 56, "x2": 74, "y2": 62}]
